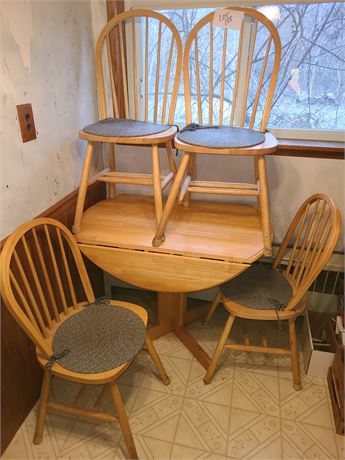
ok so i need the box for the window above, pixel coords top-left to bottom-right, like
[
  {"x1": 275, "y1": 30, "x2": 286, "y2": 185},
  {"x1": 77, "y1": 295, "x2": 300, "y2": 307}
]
[{"x1": 139, "y1": 2, "x2": 344, "y2": 139}]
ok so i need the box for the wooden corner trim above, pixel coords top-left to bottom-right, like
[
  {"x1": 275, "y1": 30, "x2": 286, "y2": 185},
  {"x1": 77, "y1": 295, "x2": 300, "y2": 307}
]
[{"x1": 276, "y1": 139, "x2": 344, "y2": 159}]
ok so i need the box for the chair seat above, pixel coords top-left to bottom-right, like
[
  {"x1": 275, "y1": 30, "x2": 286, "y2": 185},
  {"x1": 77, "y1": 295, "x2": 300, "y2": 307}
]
[
  {"x1": 52, "y1": 302, "x2": 146, "y2": 374},
  {"x1": 176, "y1": 125, "x2": 265, "y2": 149},
  {"x1": 220, "y1": 264, "x2": 293, "y2": 310},
  {"x1": 83, "y1": 118, "x2": 172, "y2": 138}
]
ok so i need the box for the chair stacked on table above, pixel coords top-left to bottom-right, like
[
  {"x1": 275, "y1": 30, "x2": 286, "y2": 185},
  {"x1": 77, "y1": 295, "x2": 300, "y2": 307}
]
[
  {"x1": 152, "y1": 7, "x2": 281, "y2": 256},
  {"x1": 72, "y1": 10, "x2": 183, "y2": 235}
]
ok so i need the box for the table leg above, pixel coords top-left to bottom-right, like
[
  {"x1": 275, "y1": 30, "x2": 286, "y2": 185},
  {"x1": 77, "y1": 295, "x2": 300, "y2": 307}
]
[
  {"x1": 148, "y1": 292, "x2": 174, "y2": 340},
  {"x1": 150, "y1": 292, "x2": 211, "y2": 369}
]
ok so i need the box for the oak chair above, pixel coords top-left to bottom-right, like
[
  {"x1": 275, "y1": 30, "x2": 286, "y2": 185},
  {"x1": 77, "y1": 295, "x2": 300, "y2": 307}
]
[
  {"x1": 203, "y1": 194, "x2": 340, "y2": 390},
  {"x1": 73, "y1": 9, "x2": 183, "y2": 234},
  {"x1": 0, "y1": 218, "x2": 171, "y2": 459},
  {"x1": 152, "y1": 7, "x2": 281, "y2": 252}
]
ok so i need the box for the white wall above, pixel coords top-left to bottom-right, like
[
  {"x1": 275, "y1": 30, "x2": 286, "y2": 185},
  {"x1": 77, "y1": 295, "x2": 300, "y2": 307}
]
[
  {"x1": 0, "y1": 0, "x2": 107, "y2": 239},
  {"x1": 267, "y1": 154, "x2": 344, "y2": 253}
]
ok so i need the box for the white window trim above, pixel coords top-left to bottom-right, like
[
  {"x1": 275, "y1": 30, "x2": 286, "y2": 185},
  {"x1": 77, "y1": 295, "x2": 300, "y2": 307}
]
[{"x1": 125, "y1": 0, "x2": 344, "y2": 142}]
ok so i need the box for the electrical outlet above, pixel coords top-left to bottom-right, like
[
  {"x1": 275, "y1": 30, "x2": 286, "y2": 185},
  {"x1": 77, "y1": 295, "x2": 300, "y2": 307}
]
[{"x1": 16, "y1": 103, "x2": 37, "y2": 142}]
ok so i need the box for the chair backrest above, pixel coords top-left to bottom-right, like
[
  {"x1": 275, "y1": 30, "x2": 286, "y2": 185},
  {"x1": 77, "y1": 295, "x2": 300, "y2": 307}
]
[
  {"x1": 96, "y1": 9, "x2": 183, "y2": 124},
  {"x1": 273, "y1": 194, "x2": 340, "y2": 309},
  {"x1": 184, "y1": 7, "x2": 281, "y2": 130},
  {"x1": 0, "y1": 218, "x2": 95, "y2": 359}
]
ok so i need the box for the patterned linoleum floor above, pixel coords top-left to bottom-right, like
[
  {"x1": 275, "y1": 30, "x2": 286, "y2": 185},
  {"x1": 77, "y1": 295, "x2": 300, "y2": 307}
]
[{"x1": 3, "y1": 306, "x2": 344, "y2": 460}]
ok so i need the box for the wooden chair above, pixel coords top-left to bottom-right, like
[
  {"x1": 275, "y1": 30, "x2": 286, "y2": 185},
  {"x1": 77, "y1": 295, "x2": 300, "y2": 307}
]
[
  {"x1": 152, "y1": 7, "x2": 281, "y2": 252},
  {"x1": 203, "y1": 194, "x2": 340, "y2": 390},
  {"x1": 0, "y1": 218, "x2": 171, "y2": 459},
  {"x1": 73, "y1": 9, "x2": 183, "y2": 234}
]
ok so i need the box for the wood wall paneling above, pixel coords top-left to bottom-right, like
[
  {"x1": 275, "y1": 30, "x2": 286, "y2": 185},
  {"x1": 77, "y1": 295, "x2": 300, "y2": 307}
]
[{"x1": 276, "y1": 139, "x2": 344, "y2": 160}]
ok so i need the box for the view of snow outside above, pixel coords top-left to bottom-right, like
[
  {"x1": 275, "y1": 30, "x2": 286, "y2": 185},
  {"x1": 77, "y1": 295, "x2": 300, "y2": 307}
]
[{"x1": 142, "y1": 2, "x2": 344, "y2": 131}]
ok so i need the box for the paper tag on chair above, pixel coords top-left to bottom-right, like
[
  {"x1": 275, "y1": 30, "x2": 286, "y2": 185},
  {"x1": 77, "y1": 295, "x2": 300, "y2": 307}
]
[{"x1": 213, "y1": 8, "x2": 244, "y2": 29}]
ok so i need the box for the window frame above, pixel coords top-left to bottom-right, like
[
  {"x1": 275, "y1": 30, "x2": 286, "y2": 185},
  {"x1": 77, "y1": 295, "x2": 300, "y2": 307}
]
[
  {"x1": 125, "y1": 0, "x2": 344, "y2": 142},
  {"x1": 127, "y1": 0, "x2": 337, "y2": 8}
]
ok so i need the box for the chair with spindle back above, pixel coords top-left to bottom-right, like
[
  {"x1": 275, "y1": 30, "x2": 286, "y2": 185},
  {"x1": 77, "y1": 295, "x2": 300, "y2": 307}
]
[
  {"x1": 152, "y1": 7, "x2": 281, "y2": 251},
  {"x1": 0, "y1": 218, "x2": 171, "y2": 459},
  {"x1": 73, "y1": 9, "x2": 183, "y2": 234},
  {"x1": 203, "y1": 194, "x2": 340, "y2": 390}
]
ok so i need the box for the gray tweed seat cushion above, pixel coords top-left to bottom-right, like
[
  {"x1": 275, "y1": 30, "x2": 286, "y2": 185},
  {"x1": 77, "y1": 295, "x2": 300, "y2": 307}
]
[
  {"x1": 83, "y1": 118, "x2": 172, "y2": 137},
  {"x1": 220, "y1": 264, "x2": 293, "y2": 310},
  {"x1": 51, "y1": 303, "x2": 146, "y2": 374},
  {"x1": 177, "y1": 124, "x2": 265, "y2": 149}
]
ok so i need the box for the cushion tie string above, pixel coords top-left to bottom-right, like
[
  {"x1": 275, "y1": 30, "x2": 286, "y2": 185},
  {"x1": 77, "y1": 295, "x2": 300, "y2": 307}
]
[
  {"x1": 180, "y1": 123, "x2": 221, "y2": 133},
  {"x1": 85, "y1": 296, "x2": 110, "y2": 308},
  {"x1": 171, "y1": 124, "x2": 180, "y2": 157},
  {"x1": 268, "y1": 298, "x2": 286, "y2": 310},
  {"x1": 268, "y1": 298, "x2": 286, "y2": 322},
  {"x1": 45, "y1": 349, "x2": 70, "y2": 369}
]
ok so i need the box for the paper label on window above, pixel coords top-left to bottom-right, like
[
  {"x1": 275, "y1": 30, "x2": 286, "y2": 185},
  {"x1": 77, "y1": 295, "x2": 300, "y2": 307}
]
[{"x1": 213, "y1": 9, "x2": 244, "y2": 30}]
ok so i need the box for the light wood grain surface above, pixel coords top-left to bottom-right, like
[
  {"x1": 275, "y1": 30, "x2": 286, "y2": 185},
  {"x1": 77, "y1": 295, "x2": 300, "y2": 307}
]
[
  {"x1": 75, "y1": 194, "x2": 265, "y2": 264},
  {"x1": 79, "y1": 244, "x2": 248, "y2": 293}
]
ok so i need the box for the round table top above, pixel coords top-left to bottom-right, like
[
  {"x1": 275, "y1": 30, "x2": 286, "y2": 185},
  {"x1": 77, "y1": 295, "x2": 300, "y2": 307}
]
[{"x1": 76, "y1": 194, "x2": 266, "y2": 293}]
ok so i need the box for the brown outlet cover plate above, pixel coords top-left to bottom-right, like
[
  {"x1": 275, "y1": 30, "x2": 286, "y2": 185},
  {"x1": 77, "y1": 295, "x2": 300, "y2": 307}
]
[{"x1": 16, "y1": 103, "x2": 37, "y2": 142}]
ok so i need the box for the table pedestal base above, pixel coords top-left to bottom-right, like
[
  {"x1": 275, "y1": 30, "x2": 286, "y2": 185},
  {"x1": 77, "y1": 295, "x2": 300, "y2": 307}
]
[{"x1": 148, "y1": 293, "x2": 211, "y2": 369}]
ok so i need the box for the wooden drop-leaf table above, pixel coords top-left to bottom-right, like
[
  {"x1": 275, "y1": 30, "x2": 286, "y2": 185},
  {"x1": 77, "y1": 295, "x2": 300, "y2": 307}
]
[{"x1": 75, "y1": 194, "x2": 267, "y2": 369}]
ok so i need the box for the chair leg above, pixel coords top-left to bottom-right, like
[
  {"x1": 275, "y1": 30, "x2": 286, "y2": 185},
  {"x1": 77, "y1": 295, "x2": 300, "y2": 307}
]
[
  {"x1": 204, "y1": 290, "x2": 222, "y2": 324},
  {"x1": 152, "y1": 152, "x2": 190, "y2": 247},
  {"x1": 109, "y1": 381, "x2": 138, "y2": 459},
  {"x1": 165, "y1": 142, "x2": 177, "y2": 174},
  {"x1": 182, "y1": 154, "x2": 196, "y2": 207},
  {"x1": 289, "y1": 318, "x2": 302, "y2": 391},
  {"x1": 108, "y1": 143, "x2": 116, "y2": 199},
  {"x1": 144, "y1": 335, "x2": 170, "y2": 386},
  {"x1": 257, "y1": 155, "x2": 272, "y2": 256},
  {"x1": 72, "y1": 142, "x2": 94, "y2": 234},
  {"x1": 254, "y1": 156, "x2": 260, "y2": 211},
  {"x1": 33, "y1": 370, "x2": 51, "y2": 445},
  {"x1": 152, "y1": 144, "x2": 163, "y2": 225},
  {"x1": 204, "y1": 313, "x2": 236, "y2": 384}
]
